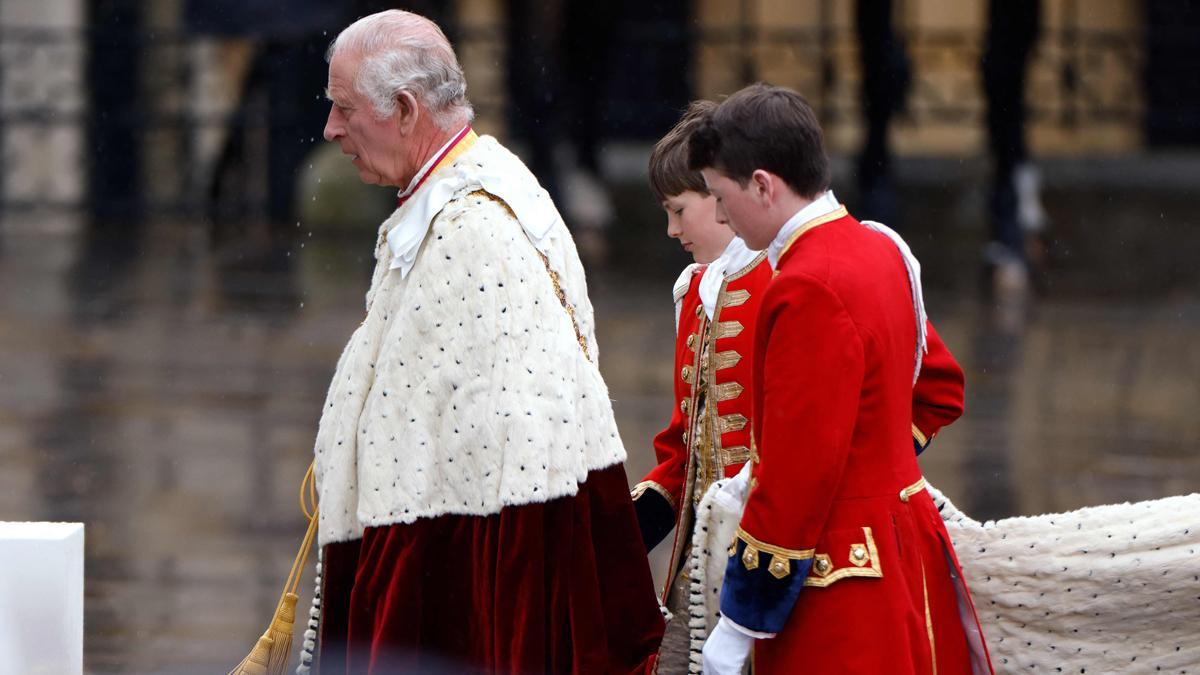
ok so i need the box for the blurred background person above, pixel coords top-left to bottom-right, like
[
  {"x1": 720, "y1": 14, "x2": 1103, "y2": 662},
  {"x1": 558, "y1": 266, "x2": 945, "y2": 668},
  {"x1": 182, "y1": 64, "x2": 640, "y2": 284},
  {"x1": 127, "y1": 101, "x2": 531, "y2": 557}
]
[{"x1": 853, "y1": 0, "x2": 1047, "y2": 297}]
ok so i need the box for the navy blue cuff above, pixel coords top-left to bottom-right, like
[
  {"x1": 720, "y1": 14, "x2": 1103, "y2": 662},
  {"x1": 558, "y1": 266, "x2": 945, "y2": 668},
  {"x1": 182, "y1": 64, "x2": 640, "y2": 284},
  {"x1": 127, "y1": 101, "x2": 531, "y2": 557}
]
[
  {"x1": 914, "y1": 436, "x2": 926, "y2": 455},
  {"x1": 633, "y1": 489, "x2": 675, "y2": 552},
  {"x1": 719, "y1": 538, "x2": 812, "y2": 634}
]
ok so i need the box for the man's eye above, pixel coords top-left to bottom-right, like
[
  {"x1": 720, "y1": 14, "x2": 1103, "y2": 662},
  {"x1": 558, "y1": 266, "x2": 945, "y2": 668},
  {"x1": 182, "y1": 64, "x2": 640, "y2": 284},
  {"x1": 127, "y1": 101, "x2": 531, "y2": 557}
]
[{"x1": 673, "y1": 208, "x2": 684, "y2": 216}]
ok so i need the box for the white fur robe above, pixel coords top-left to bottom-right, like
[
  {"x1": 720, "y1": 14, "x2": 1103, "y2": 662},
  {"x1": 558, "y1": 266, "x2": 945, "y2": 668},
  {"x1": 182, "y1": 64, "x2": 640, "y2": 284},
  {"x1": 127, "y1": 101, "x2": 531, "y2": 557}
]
[{"x1": 312, "y1": 136, "x2": 626, "y2": 546}]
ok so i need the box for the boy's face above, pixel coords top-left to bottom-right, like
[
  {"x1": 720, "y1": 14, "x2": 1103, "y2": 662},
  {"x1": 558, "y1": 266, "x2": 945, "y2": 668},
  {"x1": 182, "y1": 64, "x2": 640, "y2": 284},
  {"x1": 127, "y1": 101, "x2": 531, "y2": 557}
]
[
  {"x1": 663, "y1": 190, "x2": 734, "y2": 264},
  {"x1": 700, "y1": 168, "x2": 776, "y2": 251}
]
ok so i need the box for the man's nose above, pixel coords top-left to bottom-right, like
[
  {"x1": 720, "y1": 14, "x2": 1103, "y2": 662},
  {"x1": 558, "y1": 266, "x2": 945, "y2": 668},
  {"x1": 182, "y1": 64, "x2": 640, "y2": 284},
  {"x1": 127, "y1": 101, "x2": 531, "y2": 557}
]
[
  {"x1": 714, "y1": 202, "x2": 729, "y2": 224},
  {"x1": 323, "y1": 106, "x2": 342, "y2": 142}
]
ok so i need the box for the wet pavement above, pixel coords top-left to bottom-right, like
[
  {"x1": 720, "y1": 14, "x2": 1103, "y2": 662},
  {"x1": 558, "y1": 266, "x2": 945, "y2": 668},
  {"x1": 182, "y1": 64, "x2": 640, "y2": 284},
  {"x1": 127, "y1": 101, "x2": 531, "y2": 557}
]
[{"x1": 1, "y1": 158, "x2": 1198, "y2": 672}]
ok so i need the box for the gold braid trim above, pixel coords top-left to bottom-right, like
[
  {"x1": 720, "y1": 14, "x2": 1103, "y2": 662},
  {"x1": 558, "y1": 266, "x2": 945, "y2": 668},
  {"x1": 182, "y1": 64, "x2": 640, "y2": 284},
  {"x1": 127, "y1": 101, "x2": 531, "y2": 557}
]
[
  {"x1": 731, "y1": 526, "x2": 815, "y2": 579},
  {"x1": 535, "y1": 248, "x2": 591, "y2": 361},
  {"x1": 912, "y1": 423, "x2": 929, "y2": 447},
  {"x1": 630, "y1": 480, "x2": 677, "y2": 510}
]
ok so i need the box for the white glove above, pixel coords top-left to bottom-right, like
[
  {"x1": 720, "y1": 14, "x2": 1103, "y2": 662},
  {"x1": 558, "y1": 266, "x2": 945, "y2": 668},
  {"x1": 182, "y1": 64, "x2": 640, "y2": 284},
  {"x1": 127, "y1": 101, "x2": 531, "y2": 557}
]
[{"x1": 702, "y1": 617, "x2": 755, "y2": 675}]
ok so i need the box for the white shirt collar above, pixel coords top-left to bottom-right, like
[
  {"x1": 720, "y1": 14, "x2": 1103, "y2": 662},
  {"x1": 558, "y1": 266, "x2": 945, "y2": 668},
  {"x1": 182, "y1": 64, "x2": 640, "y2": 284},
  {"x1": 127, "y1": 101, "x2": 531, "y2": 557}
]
[
  {"x1": 766, "y1": 190, "x2": 840, "y2": 269},
  {"x1": 699, "y1": 237, "x2": 761, "y2": 319},
  {"x1": 396, "y1": 125, "x2": 471, "y2": 200}
]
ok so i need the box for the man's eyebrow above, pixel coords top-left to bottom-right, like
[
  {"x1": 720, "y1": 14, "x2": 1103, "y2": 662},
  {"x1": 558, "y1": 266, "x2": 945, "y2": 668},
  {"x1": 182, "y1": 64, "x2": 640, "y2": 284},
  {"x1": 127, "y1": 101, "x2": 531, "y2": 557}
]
[{"x1": 325, "y1": 87, "x2": 348, "y2": 105}]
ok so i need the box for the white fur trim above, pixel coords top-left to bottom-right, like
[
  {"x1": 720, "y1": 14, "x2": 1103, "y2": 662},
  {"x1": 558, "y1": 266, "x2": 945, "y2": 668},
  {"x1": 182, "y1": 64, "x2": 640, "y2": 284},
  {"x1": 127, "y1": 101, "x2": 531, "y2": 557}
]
[
  {"x1": 314, "y1": 139, "x2": 626, "y2": 545},
  {"x1": 686, "y1": 463, "x2": 753, "y2": 672},
  {"x1": 930, "y1": 484, "x2": 1200, "y2": 673}
]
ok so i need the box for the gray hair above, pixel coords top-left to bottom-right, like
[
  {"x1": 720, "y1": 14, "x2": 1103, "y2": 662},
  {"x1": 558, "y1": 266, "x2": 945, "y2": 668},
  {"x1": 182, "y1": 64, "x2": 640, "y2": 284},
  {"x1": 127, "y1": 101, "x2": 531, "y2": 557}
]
[{"x1": 327, "y1": 10, "x2": 474, "y2": 130}]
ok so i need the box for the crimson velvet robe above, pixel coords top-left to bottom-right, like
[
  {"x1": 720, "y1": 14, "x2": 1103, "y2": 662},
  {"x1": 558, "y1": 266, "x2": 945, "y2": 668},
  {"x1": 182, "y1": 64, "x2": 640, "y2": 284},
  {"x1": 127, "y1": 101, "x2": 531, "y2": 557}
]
[{"x1": 316, "y1": 463, "x2": 664, "y2": 674}]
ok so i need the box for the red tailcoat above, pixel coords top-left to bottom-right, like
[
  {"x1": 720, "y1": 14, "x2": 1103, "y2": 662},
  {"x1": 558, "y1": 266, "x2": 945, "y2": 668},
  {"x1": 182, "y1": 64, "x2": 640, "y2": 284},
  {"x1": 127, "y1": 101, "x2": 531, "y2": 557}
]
[
  {"x1": 633, "y1": 254, "x2": 774, "y2": 600},
  {"x1": 721, "y1": 209, "x2": 993, "y2": 674}
]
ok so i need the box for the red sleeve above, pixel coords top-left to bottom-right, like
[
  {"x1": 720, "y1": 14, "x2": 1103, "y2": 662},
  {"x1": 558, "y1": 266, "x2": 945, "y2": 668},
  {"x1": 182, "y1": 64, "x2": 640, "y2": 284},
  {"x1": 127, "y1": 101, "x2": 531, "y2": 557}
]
[
  {"x1": 721, "y1": 274, "x2": 865, "y2": 632},
  {"x1": 911, "y1": 321, "x2": 965, "y2": 451},
  {"x1": 635, "y1": 401, "x2": 688, "y2": 508},
  {"x1": 741, "y1": 274, "x2": 865, "y2": 560}
]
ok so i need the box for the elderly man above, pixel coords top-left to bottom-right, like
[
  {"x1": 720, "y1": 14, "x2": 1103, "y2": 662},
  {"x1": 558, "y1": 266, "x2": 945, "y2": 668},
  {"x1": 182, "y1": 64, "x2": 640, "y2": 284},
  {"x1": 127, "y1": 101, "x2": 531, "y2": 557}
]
[{"x1": 310, "y1": 10, "x2": 664, "y2": 674}]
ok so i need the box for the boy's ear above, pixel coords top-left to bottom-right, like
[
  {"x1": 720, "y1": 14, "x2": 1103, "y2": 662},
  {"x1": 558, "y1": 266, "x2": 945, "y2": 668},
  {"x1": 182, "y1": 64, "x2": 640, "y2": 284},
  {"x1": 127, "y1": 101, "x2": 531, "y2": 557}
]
[{"x1": 750, "y1": 169, "x2": 774, "y2": 206}]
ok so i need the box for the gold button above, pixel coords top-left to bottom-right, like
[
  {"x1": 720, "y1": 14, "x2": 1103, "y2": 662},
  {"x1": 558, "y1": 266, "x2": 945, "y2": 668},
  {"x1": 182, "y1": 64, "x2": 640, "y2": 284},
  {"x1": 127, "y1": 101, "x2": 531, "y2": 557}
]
[
  {"x1": 815, "y1": 558, "x2": 831, "y2": 574},
  {"x1": 695, "y1": 304, "x2": 703, "y2": 317},
  {"x1": 742, "y1": 545, "x2": 759, "y2": 570},
  {"x1": 768, "y1": 558, "x2": 790, "y2": 580},
  {"x1": 680, "y1": 399, "x2": 689, "y2": 414},
  {"x1": 687, "y1": 334, "x2": 696, "y2": 350},
  {"x1": 681, "y1": 365, "x2": 692, "y2": 383},
  {"x1": 853, "y1": 546, "x2": 866, "y2": 561}
]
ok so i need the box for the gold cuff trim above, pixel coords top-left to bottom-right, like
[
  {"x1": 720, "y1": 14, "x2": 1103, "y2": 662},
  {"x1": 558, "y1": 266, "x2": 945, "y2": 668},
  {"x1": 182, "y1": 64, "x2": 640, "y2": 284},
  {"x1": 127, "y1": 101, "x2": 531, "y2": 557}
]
[
  {"x1": 899, "y1": 477, "x2": 927, "y2": 503},
  {"x1": 733, "y1": 527, "x2": 815, "y2": 579},
  {"x1": 714, "y1": 382, "x2": 744, "y2": 401},
  {"x1": 733, "y1": 527, "x2": 815, "y2": 560},
  {"x1": 631, "y1": 480, "x2": 677, "y2": 510},
  {"x1": 777, "y1": 205, "x2": 848, "y2": 262},
  {"x1": 718, "y1": 414, "x2": 748, "y2": 434},
  {"x1": 720, "y1": 288, "x2": 751, "y2": 309},
  {"x1": 912, "y1": 423, "x2": 929, "y2": 447},
  {"x1": 719, "y1": 445, "x2": 751, "y2": 467},
  {"x1": 713, "y1": 320, "x2": 744, "y2": 340},
  {"x1": 713, "y1": 350, "x2": 742, "y2": 371},
  {"x1": 804, "y1": 527, "x2": 883, "y2": 587}
]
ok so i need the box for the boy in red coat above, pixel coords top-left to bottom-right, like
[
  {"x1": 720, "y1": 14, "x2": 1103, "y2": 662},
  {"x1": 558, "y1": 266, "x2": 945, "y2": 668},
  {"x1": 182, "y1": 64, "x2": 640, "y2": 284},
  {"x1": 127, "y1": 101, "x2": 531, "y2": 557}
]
[
  {"x1": 689, "y1": 84, "x2": 993, "y2": 674},
  {"x1": 633, "y1": 100, "x2": 775, "y2": 672}
]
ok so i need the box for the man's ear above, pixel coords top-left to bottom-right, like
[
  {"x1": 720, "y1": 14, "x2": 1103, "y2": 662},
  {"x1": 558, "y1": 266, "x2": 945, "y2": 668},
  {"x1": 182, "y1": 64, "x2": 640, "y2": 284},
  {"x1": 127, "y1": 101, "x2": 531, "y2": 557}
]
[
  {"x1": 394, "y1": 90, "x2": 421, "y2": 135},
  {"x1": 750, "y1": 169, "x2": 774, "y2": 206}
]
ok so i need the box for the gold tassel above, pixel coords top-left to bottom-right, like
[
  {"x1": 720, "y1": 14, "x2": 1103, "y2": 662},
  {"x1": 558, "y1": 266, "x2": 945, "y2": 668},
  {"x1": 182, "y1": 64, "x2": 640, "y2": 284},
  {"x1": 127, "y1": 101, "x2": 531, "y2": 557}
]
[{"x1": 230, "y1": 463, "x2": 319, "y2": 675}]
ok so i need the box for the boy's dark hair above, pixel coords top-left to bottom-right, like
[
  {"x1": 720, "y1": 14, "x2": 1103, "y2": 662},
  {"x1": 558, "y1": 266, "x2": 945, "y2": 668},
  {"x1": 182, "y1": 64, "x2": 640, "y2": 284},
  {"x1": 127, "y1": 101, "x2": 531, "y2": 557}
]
[
  {"x1": 648, "y1": 100, "x2": 718, "y2": 201},
  {"x1": 687, "y1": 83, "x2": 830, "y2": 198}
]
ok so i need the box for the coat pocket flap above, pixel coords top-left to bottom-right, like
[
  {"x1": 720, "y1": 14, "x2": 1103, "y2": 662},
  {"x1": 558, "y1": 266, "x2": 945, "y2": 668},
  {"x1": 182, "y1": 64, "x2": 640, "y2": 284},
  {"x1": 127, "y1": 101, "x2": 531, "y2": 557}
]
[{"x1": 805, "y1": 526, "x2": 883, "y2": 588}]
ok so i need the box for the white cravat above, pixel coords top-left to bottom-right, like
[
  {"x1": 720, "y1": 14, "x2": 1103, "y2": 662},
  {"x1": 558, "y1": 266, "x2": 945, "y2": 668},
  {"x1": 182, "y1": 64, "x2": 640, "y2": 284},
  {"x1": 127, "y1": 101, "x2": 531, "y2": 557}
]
[{"x1": 699, "y1": 237, "x2": 761, "y2": 320}]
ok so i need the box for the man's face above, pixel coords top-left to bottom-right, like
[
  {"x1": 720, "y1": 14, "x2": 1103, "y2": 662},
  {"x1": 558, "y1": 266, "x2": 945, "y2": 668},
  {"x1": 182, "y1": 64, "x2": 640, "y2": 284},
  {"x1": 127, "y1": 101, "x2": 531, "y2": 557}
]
[
  {"x1": 323, "y1": 51, "x2": 410, "y2": 187},
  {"x1": 700, "y1": 168, "x2": 776, "y2": 250},
  {"x1": 662, "y1": 190, "x2": 732, "y2": 264}
]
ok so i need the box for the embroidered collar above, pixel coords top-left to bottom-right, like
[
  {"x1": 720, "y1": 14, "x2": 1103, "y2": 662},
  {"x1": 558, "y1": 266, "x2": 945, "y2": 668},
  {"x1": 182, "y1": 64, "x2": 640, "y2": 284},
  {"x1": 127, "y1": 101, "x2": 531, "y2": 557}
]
[{"x1": 766, "y1": 190, "x2": 844, "y2": 269}]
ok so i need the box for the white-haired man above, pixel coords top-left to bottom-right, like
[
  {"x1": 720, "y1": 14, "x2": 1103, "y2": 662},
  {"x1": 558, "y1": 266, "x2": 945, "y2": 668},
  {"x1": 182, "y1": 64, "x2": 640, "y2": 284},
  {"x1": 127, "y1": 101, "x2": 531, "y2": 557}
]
[{"x1": 310, "y1": 10, "x2": 664, "y2": 675}]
